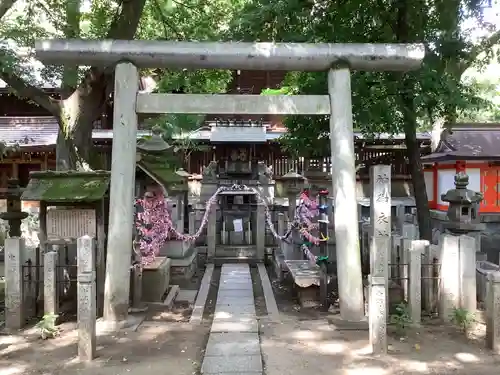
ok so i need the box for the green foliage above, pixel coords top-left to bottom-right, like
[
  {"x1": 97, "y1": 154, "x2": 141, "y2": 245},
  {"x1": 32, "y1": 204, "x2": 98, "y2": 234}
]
[
  {"x1": 389, "y1": 302, "x2": 413, "y2": 336},
  {"x1": 228, "y1": 0, "x2": 500, "y2": 155},
  {"x1": 450, "y1": 307, "x2": 475, "y2": 333},
  {"x1": 35, "y1": 314, "x2": 59, "y2": 339}
]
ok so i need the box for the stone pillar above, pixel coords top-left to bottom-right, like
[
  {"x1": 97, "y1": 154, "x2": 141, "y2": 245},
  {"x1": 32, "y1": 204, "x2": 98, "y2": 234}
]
[
  {"x1": 44, "y1": 251, "x2": 58, "y2": 316},
  {"x1": 77, "y1": 235, "x2": 96, "y2": 361},
  {"x1": 459, "y1": 235, "x2": 477, "y2": 312},
  {"x1": 369, "y1": 275, "x2": 387, "y2": 354},
  {"x1": 439, "y1": 233, "x2": 460, "y2": 320},
  {"x1": 395, "y1": 205, "x2": 405, "y2": 234},
  {"x1": 288, "y1": 193, "x2": 297, "y2": 222},
  {"x1": 275, "y1": 213, "x2": 286, "y2": 281},
  {"x1": 104, "y1": 62, "x2": 139, "y2": 325},
  {"x1": 189, "y1": 211, "x2": 196, "y2": 235},
  {"x1": 328, "y1": 66, "x2": 364, "y2": 321},
  {"x1": 282, "y1": 213, "x2": 294, "y2": 260},
  {"x1": 391, "y1": 234, "x2": 402, "y2": 280},
  {"x1": 369, "y1": 165, "x2": 391, "y2": 315},
  {"x1": 207, "y1": 203, "x2": 217, "y2": 262},
  {"x1": 277, "y1": 213, "x2": 285, "y2": 255},
  {"x1": 400, "y1": 223, "x2": 417, "y2": 299},
  {"x1": 5, "y1": 237, "x2": 24, "y2": 330},
  {"x1": 256, "y1": 203, "x2": 266, "y2": 261},
  {"x1": 175, "y1": 193, "x2": 185, "y2": 232},
  {"x1": 422, "y1": 240, "x2": 434, "y2": 313},
  {"x1": 409, "y1": 240, "x2": 427, "y2": 325},
  {"x1": 486, "y1": 271, "x2": 500, "y2": 353}
]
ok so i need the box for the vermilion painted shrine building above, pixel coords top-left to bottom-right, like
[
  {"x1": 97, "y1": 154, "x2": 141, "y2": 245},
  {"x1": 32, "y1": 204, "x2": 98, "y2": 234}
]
[{"x1": 423, "y1": 124, "x2": 500, "y2": 213}]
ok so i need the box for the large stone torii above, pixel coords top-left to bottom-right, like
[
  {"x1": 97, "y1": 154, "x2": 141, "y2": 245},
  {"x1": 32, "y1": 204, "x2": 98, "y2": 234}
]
[{"x1": 35, "y1": 40, "x2": 425, "y2": 327}]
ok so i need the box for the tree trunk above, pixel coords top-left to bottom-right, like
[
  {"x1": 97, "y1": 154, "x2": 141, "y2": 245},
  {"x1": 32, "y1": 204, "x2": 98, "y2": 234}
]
[
  {"x1": 401, "y1": 88, "x2": 433, "y2": 241},
  {"x1": 1, "y1": 0, "x2": 147, "y2": 170},
  {"x1": 395, "y1": 0, "x2": 432, "y2": 241}
]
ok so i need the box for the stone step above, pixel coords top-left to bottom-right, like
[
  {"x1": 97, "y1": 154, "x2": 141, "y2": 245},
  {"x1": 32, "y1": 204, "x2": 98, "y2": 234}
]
[
  {"x1": 205, "y1": 332, "x2": 261, "y2": 356},
  {"x1": 216, "y1": 246, "x2": 258, "y2": 258},
  {"x1": 201, "y1": 354, "x2": 262, "y2": 373},
  {"x1": 213, "y1": 257, "x2": 261, "y2": 266}
]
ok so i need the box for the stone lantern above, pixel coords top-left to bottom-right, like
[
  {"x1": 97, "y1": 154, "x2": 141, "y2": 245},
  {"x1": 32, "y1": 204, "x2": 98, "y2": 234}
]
[
  {"x1": 281, "y1": 170, "x2": 305, "y2": 219},
  {"x1": 0, "y1": 178, "x2": 29, "y2": 237},
  {"x1": 441, "y1": 172, "x2": 485, "y2": 234},
  {"x1": 136, "y1": 125, "x2": 171, "y2": 153}
]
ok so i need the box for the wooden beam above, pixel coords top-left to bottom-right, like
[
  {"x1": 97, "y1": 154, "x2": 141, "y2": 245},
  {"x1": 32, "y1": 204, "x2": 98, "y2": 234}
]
[{"x1": 136, "y1": 93, "x2": 331, "y2": 115}]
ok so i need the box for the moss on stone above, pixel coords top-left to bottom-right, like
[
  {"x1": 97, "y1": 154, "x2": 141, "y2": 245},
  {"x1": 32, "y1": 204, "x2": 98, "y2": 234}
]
[{"x1": 21, "y1": 170, "x2": 110, "y2": 202}]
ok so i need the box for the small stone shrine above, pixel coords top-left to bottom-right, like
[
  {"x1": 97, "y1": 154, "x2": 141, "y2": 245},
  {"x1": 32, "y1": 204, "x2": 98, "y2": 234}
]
[{"x1": 196, "y1": 119, "x2": 274, "y2": 263}]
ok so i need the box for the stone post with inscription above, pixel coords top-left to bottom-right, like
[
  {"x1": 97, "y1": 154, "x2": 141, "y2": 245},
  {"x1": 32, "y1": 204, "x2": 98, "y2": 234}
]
[
  {"x1": 486, "y1": 271, "x2": 500, "y2": 354},
  {"x1": 369, "y1": 275, "x2": 387, "y2": 354},
  {"x1": 77, "y1": 235, "x2": 96, "y2": 361},
  {"x1": 369, "y1": 165, "x2": 391, "y2": 353},
  {"x1": 5, "y1": 237, "x2": 25, "y2": 330},
  {"x1": 44, "y1": 251, "x2": 58, "y2": 316}
]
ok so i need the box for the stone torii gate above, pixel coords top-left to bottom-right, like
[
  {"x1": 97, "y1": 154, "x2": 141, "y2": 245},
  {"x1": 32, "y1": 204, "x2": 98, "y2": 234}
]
[{"x1": 35, "y1": 40, "x2": 425, "y2": 327}]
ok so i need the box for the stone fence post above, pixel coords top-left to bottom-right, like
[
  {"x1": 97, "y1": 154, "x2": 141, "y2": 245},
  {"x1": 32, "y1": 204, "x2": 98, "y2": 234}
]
[
  {"x1": 458, "y1": 235, "x2": 476, "y2": 313},
  {"x1": 5, "y1": 237, "x2": 25, "y2": 330},
  {"x1": 77, "y1": 235, "x2": 96, "y2": 361},
  {"x1": 439, "y1": 233, "x2": 460, "y2": 321},
  {"x1": 400, "y1": 223, "x2": 417, "y2": 300},
  {"x1": 44, "y1": 251, "x2": 58, "y2": 316},
  {"x1": 409, "y1": 240, "x2": 428, "y2": 325},
  {"x1": 422, "y1": 241, "x2": 433, "y2": 314},
  {"x1": 207, "y1": 204, "x2": 217, "y2": 262},
  {"x1": 189, "y1": 211, "x2": 196, "y2": 235},
  {"x1": 486, "y1": 271, "x2": 500, "y2": 353},
  {"x1": 369, "y1": 275, "x2": 387, "y2": 354}
]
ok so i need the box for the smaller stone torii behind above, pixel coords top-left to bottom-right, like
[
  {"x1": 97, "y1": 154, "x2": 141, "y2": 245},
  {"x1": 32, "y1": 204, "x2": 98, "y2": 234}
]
[{"x1": 34, "y1": 40, "x2": 425, "y2": 327}]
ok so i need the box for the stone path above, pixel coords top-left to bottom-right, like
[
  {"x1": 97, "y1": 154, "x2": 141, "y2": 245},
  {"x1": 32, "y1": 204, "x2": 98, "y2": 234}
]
[{"x1": 201, "y1": 264, "x2": 263, "y2": 375}]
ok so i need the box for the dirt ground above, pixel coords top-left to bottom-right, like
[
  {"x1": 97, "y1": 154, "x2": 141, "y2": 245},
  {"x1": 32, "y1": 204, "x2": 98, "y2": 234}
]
[
  {"x1": 2, "y1": 313, "x2": 500, "y2": 375},
  {"x1": 2, "y1": 263, "x2": 500, "y2": 375}
]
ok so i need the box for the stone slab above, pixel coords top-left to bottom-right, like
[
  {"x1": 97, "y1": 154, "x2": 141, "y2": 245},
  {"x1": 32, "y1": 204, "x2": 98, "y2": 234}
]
[
  {"x1": 215, "y1": 304, "x2": 256, "y2": 316},
  {"x1": 205, "y1": 332, "x2": 260, "y2": 356},
  {"x1": 216, "y1": 297, "x2": 255, "y2": 306},
  {"x1": 203, "y1": 373, "x2": 262, "y2": 375},
  {"x1": 217, "y1": 289, "x2": 254, "y2": 298},
  {"x1": 176, "y1": 289, "x2": 198, "y2": 304},
  {"x1": 201, "y1": 355, "x2": 262, "y2": 373},
  {"x1": 220, "y1": 278, "x2": 252, "y2": 284},
  {"x1": 257, "y1": 264, "x2": 280, "y2": 321},
  {"x1": 190, "y1": 264, "x2": 214, "y2": 324},
  {"x1": 219, "y1": 283, "x2": 253, "y2": 291},
  {"x1": 210, "y1": 319, "x2": 259, "y2": 333}
]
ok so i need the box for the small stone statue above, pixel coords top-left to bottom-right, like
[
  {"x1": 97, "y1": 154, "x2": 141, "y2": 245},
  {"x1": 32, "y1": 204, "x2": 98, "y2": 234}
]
[
  {"x1": 202, "y1": 161, "x2": 218, "y2": 182},
  {"x1": 257, "y1": 161, "x2": 273, "y2": 182}
]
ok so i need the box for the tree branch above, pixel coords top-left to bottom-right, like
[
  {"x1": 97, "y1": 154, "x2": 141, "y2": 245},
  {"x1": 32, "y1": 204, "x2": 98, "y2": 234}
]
[
  {"x1": 0, "y1": 0, "x2": 18, "y2": 19},
  {"x1": 460, "y1": 29, "x2": 500, "y2": 74},
  {"x1": 0, "y1": 68, "x2": 60, "y2": 116},
  {"x1": 106, "y1": 0, "x2": 147, "y2": 40}
]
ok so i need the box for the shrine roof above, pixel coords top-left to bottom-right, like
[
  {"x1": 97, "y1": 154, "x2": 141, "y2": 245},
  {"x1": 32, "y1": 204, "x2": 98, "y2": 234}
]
[
  {"x1": 0, "y1": 116, "x2": 432, "y2": 146},
  {"x1": 136, "y1": 152, "x2": 184, "y2": 189},
  {"x1": 21, "y1": 170, "x2": 110, "y2": 202},
  {"x1": 422, "y1": 124, "x2": 500, "y2": 162}
]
